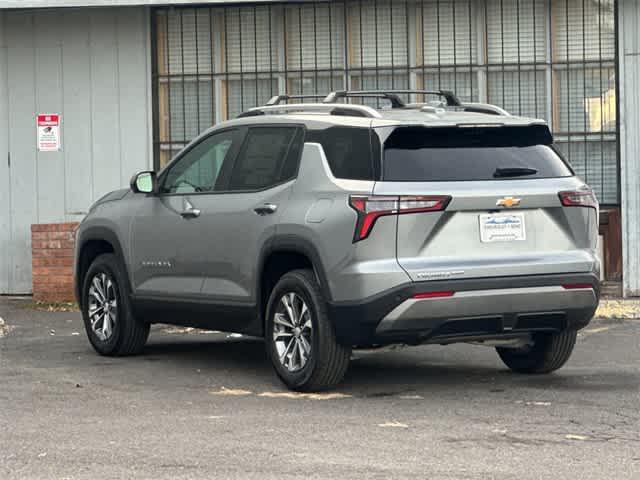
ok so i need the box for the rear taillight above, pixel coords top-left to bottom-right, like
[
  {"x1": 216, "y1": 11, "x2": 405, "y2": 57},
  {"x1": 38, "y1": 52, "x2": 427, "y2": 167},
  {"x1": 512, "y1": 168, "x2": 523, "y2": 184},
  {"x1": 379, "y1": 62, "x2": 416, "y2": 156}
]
[
  {"x1": 349, "y1": 195, "x2": 451, "y2": 242},
  {"x1": 558, "y1": 190, "x2": 598, "y2": 209},
  {"x1": 412, "y1": 291, "x2": 455, "y2": 299},
  {"x1": 562, "y1": 283, "x2": 594, "y2": 290}
]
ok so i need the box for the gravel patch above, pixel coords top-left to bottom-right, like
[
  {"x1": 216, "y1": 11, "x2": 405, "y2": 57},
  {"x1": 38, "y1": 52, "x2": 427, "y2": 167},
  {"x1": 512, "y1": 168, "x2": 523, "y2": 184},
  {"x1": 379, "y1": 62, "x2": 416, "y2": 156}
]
[
  {"x1": 596, "y1": 299, "x2": 640, "y2": 320},
  {"x1": 0, "y1": 316, "x2": 8, "y2": 337}
]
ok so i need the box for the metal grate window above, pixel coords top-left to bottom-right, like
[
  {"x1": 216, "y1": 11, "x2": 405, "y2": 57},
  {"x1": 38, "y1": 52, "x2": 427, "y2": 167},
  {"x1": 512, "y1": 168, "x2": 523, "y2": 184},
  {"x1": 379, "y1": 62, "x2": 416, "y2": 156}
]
[{"x1": 152, "y1": 0, "x2": 619, "y2": 204}]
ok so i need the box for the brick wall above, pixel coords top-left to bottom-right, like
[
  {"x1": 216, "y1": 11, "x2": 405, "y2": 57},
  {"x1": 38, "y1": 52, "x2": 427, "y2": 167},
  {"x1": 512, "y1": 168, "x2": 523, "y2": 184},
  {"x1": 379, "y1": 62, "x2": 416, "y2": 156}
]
[{"x1": 31, "y1": 223, "x2": 80, "y2": 303}]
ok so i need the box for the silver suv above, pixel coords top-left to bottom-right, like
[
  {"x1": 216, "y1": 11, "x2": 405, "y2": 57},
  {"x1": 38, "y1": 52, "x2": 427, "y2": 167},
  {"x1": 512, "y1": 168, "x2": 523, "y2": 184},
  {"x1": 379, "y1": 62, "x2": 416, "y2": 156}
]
[{"x1": 74, "y1": 90, "x2": 600, "y2": 391}]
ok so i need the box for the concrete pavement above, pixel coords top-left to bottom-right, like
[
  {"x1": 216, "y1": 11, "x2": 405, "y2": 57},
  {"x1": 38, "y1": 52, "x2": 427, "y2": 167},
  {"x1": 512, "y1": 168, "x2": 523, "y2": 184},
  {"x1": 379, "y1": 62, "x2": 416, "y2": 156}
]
[{"x1": 1, "y1": 297, "x2": 639, "y2": 479}]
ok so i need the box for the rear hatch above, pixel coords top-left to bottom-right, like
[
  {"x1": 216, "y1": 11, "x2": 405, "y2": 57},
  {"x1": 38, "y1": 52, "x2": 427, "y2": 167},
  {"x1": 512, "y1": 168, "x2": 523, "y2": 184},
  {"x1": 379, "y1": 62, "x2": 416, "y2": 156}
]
[{"x1": 373, "y1": 124, "x2": 599, "y2": 282}]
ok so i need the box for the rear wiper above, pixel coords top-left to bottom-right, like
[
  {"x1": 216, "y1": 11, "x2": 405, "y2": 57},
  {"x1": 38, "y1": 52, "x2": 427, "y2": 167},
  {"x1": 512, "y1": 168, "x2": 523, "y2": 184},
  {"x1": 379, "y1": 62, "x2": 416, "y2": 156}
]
[{"x1": 493, "y1": 167, "x2": 539, "y2": 178}]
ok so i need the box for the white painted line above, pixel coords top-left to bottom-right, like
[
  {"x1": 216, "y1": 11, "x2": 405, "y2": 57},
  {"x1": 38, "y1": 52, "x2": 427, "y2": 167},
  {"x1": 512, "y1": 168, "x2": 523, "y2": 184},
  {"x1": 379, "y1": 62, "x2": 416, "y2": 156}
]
[
  {"x1": 0, "y1": 317, "x2": 6, "y2": 338},
  {"x1": 258, "y1": 391, "x2": 352, "y2": 400},
  {"x1": 582, "y1": 326, "x2": 613, "y2": 335},
  {"x1": 378, "y1": 421, "x2": 409, "y2": 429},
  {"x1": 210, "y1": 387, "x2": 253, "y2": 396},
  {"x1": 565, "y1": 434, "x2": 590, "y2": 441}
]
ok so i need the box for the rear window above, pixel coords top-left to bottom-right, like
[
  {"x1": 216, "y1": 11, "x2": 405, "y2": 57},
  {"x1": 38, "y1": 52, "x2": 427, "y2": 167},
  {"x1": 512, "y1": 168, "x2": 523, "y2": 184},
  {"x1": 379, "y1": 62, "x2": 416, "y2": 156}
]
[
  {"x1": 306, "y1": 127, "x2": 375, "y2": 180},
  {"x1": 383, "y1": 126, "x2": 573, "y2": 182}
]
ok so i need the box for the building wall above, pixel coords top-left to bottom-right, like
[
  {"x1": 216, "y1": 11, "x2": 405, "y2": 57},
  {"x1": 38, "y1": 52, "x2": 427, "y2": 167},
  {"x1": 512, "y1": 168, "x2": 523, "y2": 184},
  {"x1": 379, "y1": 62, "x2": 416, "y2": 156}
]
[
  {"x1": 0, "y1": 12, "x2": 12, "y2": 295},
  {"x1": 618, "y1": 0, "x2": 640, "y2": 297},
  {"x1": 0, "y1": 7, "x2": 153, "y2": 294},
  {"x1": 153, "y1": 1, "x2": 619, "y2": 206}
]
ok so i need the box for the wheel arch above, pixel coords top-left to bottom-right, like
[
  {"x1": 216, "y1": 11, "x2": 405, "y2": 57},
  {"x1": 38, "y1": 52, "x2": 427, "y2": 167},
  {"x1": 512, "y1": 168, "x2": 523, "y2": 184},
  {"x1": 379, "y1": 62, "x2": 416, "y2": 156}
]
[
  {"x1": 257, "y1": 235, "x2": 333, "y2": 333},
  {"x1": 75, "y1": 227, "x2": 131, "y2": 308}
]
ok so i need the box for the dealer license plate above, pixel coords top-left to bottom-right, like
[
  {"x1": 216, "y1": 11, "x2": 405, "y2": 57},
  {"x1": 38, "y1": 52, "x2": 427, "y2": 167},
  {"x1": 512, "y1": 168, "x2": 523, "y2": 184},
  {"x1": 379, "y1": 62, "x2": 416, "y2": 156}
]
[{"x1": 479, "y1": 213, "x2": 526, "y2": 243}]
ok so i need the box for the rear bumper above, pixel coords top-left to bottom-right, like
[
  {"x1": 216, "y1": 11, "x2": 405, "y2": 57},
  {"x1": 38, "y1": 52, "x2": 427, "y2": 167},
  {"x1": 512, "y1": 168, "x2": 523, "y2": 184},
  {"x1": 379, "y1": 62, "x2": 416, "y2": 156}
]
[{"x1": 327, "y1": 273, "x2": 600, "y2": 346}]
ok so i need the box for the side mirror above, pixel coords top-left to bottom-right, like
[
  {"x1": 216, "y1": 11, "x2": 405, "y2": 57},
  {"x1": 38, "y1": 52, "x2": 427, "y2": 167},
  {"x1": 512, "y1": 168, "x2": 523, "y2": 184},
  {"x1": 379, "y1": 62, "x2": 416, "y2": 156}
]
[{"x1": 130, "y1": 171, "x2": 157, "y2": 194}]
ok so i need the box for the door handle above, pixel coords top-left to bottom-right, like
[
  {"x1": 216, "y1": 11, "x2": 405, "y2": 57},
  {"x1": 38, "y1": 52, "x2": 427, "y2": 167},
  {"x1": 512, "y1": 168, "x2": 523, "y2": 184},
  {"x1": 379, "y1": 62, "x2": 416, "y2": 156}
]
[{"x1": 254, "y1": 203, "x2": 278, "y2": 216}]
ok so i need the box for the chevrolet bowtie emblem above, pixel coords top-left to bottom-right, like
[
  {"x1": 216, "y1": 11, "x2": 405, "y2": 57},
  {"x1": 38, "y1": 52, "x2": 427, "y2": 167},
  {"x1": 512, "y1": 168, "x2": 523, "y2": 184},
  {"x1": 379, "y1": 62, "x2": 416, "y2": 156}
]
[{"x1": 496, "y1": 197, "x2": 521, "y2": 208}]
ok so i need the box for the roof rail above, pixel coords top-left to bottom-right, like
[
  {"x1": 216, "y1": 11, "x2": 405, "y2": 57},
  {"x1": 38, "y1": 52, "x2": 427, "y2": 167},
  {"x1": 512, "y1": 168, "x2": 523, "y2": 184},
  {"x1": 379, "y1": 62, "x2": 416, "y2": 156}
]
[
  {"x1": 265, "y1": 94, "x2": 327, "y2": 106},
  {"x1": 323, "y1": 89, "x2": 462, "y2": 107},
  {"x1": 236, "y1": 103, "x2": 383, "y2": 119},
  {"x1": 460, "y1": 102, "x2": 510, "y2": 116}
]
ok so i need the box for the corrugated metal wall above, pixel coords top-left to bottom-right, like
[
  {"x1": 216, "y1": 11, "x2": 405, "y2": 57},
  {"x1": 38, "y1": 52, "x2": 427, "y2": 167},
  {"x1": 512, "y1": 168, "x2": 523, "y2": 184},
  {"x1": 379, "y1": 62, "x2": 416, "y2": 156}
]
[
  {"x1": 0, "y1": 8, "x2": 153, "y2": 294},
  {"x1": 619, "y1": 0, "x2": 640, "y2": 297}
]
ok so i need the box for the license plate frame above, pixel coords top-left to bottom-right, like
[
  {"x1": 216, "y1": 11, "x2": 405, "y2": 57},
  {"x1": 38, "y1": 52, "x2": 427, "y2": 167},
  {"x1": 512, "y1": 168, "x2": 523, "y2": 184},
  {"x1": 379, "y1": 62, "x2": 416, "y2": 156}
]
[{"x1": 479, "y1": 212, "x2": 526, "y2": 243}]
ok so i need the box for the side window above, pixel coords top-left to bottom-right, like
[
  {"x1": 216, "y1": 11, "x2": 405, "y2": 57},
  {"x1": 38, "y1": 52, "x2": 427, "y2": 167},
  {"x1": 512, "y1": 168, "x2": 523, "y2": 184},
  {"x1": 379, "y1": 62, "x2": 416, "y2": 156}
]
[
  {"x1": 228, "y1": 127, "x2": 300, "y2": 191},
  {"x1": 306, "y1": 127, "x2": 375, "y2": 180},
  {"x1": 162, "y1": 130, "x2": 236, "y2": 194}
]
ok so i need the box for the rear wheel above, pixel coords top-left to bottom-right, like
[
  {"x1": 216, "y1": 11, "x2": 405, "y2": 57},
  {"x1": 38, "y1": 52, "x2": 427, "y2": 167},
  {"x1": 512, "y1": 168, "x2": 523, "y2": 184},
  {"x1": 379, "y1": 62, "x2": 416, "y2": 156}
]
[
  {"x1": 496, "y1": 330, "x2": 577, "y2": 374},
  {"x1": 265, "y1": 269, "x2": 351, "y2": 391},
  {"x1": 81, "y1": 253, "x2": 149, "y2": 356}
]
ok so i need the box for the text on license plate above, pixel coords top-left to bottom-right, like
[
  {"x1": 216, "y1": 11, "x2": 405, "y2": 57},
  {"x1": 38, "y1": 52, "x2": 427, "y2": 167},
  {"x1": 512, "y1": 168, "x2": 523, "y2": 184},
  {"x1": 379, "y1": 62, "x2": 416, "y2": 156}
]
[{"x1": 479, "y1": 213, "x2": 526, "y2": 243}]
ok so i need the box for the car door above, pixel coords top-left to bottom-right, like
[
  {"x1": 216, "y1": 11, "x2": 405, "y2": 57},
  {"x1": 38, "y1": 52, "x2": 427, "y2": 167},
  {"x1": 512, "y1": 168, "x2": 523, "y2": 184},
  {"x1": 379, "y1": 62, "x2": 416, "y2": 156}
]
[
  {"x1": 130, "y1": 128, "x2": 243, "y2": 298},
  {"x1": 188, "y1": 125, "x2": 304, "y2": 306}
]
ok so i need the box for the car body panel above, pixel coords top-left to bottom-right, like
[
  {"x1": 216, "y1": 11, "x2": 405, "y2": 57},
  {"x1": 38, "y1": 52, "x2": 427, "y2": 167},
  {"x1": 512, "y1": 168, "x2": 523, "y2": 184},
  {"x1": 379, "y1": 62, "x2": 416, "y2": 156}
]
[
  {"x1": 196, "y1": 182, "x2": 293, "y2": 303},
  {"x1": 377, "y1": 286, "x2": 598, "y2": 333},
  {"x1": 276, "y1": 143, "x2": 411, "y2": 303},
  {"x1": 130, "y1": 194, "x2": 204, "y2": 297},
  {"x1": 374, "y1": 177, "x2": 599, "y2": 282}
]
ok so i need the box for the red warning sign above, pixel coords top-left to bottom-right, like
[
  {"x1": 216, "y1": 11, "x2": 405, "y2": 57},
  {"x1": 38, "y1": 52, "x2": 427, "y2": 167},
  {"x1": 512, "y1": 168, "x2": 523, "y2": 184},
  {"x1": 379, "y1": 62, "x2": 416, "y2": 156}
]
[{"x1": 37, "y1": 114, "x2": 61, "y2": 152}]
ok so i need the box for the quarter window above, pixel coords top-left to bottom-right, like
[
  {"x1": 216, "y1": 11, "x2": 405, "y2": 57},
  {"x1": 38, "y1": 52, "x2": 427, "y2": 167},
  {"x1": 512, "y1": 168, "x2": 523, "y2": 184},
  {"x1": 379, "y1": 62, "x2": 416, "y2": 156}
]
[{"x1": 306, "y1": 127, "x2": 375, "y2": 181}]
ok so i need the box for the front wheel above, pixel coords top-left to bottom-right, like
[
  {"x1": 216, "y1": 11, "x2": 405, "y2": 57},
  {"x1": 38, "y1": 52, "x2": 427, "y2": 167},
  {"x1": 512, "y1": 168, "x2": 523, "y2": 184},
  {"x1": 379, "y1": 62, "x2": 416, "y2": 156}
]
[
  {"x1": 81, "y1": 253, "x2": 150, "y2": 356},
  {"x1": 496, "y1": 330, "x2": 577, "y2": 374},
  {"x1": 265, "y1": 269, "x2": 351, "y2": 391}
]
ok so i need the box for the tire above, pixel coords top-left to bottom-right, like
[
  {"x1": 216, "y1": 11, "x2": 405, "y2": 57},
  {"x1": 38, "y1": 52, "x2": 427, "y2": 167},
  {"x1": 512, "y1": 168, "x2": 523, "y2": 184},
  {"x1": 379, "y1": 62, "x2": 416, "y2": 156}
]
[
  {"x1": 265, "y1": 269, "x2": 351, "y2": 391},
  {"x1": 81, "y1": 253, "x2": 149, "y2": 356},
  {"x1": 496, "y1": 330, "x2": 577, "y2": 374}
]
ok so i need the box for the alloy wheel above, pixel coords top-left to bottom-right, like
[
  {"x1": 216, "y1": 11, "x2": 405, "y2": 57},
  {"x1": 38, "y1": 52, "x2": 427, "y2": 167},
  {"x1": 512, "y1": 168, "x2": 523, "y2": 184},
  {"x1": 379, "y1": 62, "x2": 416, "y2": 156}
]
[
  {"x1": 87, "y1": 272, "x2": 118, "y2": 342},
  {"x1": 273, "y1": 292, "x2": 313, "y2": 372}
]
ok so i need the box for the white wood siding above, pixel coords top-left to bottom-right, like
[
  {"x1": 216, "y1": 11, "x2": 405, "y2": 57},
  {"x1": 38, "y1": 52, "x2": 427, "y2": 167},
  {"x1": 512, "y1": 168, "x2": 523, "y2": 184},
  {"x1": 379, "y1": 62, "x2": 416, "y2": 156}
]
[
  {"x1": 0, "y1": 12, "x2": 11, "y2": 294},
  {"x1": 0, "y1": 8, "x2": 152, "y2": 294},
  {"x1": 619, "y1": 0, "x2": 640, "y2": 297},
  {"x1": 0, "y1": 1, "x2": 285, "y2": 7}
]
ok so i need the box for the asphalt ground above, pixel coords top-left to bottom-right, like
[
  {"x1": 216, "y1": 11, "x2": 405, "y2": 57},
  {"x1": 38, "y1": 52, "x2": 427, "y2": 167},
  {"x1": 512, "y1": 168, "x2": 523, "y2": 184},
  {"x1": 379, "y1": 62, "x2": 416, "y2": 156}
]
[{"x1": 1, "y1": 297, "x2": 639, "y2": 479}]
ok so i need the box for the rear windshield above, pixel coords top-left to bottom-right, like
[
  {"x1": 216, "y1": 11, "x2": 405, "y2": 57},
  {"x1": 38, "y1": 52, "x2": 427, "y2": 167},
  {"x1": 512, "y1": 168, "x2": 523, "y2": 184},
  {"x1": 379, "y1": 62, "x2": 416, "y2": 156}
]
[{"x1": 382, "y1": 126, "x2": 573, "y2": 182}]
